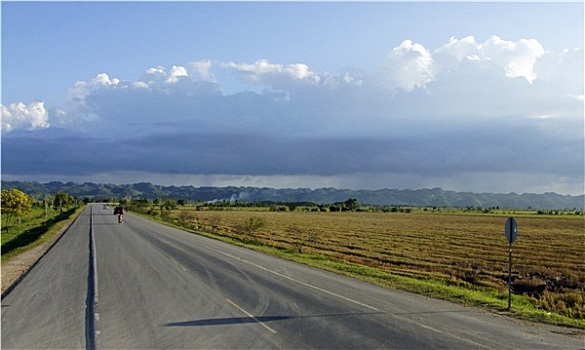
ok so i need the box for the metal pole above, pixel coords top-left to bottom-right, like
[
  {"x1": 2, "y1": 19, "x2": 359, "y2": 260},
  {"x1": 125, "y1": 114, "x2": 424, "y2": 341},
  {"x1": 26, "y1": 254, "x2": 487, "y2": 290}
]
[{"x1": 508, "y1": 240, "x2": 512, "y2": 311}]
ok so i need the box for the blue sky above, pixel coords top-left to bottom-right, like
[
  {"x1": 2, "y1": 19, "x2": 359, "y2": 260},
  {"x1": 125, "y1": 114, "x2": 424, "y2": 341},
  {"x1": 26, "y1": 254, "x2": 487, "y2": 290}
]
[{"x1": 2, "y1": 1, "x2": 584, "y2": 195}]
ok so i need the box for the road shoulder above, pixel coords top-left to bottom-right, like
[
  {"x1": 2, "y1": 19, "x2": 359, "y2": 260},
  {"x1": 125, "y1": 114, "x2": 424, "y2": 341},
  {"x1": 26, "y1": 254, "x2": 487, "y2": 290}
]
[{"x1": 1, "y1": 213, "x2": 79, "y2": 296}]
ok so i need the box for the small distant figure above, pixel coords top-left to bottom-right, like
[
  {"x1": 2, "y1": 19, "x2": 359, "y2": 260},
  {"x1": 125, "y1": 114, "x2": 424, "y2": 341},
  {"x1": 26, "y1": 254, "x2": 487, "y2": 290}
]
[{"x1": 114, "y1": 206, "x2": 124, "y2": 224}]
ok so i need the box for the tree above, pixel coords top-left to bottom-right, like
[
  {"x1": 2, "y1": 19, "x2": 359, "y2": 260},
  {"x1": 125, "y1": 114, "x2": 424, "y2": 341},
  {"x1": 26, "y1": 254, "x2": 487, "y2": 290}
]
[
  {"x1": 120, "y1": 196, "x2": 132, "y2": 208},
  {"x1": 163, "y1": 198, "x2": 178, "y2": 210},
  {"x1": 43, "y1": 194, "x2": 54, "y2": 226},
  {"x1": 344, "y1": 198, "x2": 358, "y2": 211},
  {"x1": 1, "y1": 189, "x2": 33, "y2": 232},
  {"x1": 54, "y1": 192, "x2": 72, "y2": 212}
]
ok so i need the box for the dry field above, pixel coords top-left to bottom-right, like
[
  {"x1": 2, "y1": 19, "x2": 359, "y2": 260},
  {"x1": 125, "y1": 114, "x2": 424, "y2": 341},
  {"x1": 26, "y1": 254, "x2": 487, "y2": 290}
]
[{"x1": 164, "y1": 209, "x2": 584, "y2": 319}]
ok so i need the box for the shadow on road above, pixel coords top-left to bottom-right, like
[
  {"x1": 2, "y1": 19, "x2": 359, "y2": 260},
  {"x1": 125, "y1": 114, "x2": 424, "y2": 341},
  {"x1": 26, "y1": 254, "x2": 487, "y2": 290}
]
[
  {"x1": 166, "y1": 316, "x2": 293, "y2": 327},
  {"x1": 165, "y1": 312, "x2": 384, "y2": 327}
]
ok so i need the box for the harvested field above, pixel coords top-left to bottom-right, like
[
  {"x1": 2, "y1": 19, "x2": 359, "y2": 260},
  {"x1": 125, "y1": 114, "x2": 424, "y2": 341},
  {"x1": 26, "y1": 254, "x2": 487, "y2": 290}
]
[{"x1": 163, "y1": 209, "x2": 584, "y2": 320}]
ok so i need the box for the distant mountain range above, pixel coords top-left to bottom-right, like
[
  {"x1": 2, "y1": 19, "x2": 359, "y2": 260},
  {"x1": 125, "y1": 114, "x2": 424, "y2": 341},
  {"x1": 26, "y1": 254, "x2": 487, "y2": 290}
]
[{"x1": 2, "y1": 180, "x2": 583, "y2": 210}]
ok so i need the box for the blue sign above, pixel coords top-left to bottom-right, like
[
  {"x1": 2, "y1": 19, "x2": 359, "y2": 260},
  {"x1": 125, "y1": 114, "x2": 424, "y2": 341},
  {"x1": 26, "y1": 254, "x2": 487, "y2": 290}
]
[{"x1": 505, "y1": 217, "x2": 518, "y2": 244}]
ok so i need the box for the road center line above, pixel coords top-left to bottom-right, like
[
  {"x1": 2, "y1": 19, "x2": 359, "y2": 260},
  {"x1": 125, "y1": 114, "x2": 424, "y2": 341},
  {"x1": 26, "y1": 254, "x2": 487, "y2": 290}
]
[
  {"x1": 86, "y1": 206, "x2": 100, "y2": 350},
  {"x1": 225, "y1": 298, "x2": 277, "y2": 334}
]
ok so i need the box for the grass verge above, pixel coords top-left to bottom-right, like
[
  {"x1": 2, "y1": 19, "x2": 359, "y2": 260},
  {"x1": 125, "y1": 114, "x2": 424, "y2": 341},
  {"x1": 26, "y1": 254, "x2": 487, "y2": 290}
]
[
  {"x1": 1, "y1": 207, "x2": 84, "y2": 263},
  {"x1": 137, "y1": 211, "x2": 585, "y2": 329}
]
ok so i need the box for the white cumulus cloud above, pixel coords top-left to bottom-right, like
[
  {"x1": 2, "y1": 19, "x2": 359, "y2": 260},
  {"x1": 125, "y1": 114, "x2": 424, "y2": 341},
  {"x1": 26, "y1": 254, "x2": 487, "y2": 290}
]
[
  {"x1": 382, "y1": 40, "x2": 434, "y2": 91},
  {"x1": 70, "y1": 72, "x2": 121, "y2": 100},
  {"x1": 223, "y1": 59, "x2": 321, "y2": 87},
  {"x1": 135, "y1": 60, "x2": 217, "y2": 91},
  {"x1": 166, "y1": 65, "x2": 188, "y2": 84},
  {"x1": 433, "y1": 35, "x2": 480, "y2": 73},
  {"x1": 535, "y1": 48, "x2": 584, "y2": 95},
  {"x1": 385, "y1": 35, "x2": 548, "y2": 92},
  {"x1": 1, "y1": 101, "x2": 50, "y2": 134},
  {"x1": 188, "y1": 60, "x2": 216, "y2": 82},
  {"x1": 478, "y1": 35, "x2": 544, "y2": 83},
  {"x1": 3, "y1": 34, "x2": 582, "y2": 195}
]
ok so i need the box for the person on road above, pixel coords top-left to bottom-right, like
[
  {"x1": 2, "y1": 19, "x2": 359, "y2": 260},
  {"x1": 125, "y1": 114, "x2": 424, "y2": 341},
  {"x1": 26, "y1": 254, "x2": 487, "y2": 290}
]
[{"x1": 116, "y1": 207, "x2": 124, "y2": 224}]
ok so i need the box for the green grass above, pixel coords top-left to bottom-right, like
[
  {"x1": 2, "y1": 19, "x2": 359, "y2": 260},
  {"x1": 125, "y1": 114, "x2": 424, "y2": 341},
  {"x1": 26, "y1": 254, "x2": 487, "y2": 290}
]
[
  {"x1": 242, "y1": 240, "x2": 585, "y2": 328},
  {"x1": 1, "y1": 206, "x2": 84, "y2": 262},
  {"x1": 138, "y1": 207, "x2": 585, "y2": 329},
  {"x1": 309, "y1": 258, "x2": 584, "y2": 328},
  {"x1": 7, "y1": 205, "x2": 582, "y2": 328}
]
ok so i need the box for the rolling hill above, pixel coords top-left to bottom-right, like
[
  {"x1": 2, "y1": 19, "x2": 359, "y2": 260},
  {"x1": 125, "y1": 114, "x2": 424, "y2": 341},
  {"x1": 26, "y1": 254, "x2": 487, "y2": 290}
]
[{"x1": 2, "y1": 180, "x2": 583, "y2": 210}]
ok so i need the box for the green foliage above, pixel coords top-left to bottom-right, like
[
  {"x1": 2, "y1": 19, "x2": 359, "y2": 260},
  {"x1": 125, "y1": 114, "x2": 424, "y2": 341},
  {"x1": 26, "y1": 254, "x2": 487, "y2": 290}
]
[
  {"x1": 3, "y1": 180, "x2": 583, "y2": 210},
  {"x1": 53, "y1": 191, "x2": 74, "y2": 212},
  {"x1": 1, "y1": 206, "x2": 80, "y2": 260},
  {"x1": 532, "y1": 290, "x2": 585, "y2": 319},
  {"x1": 235, "y1": 217, "x2": 266, "y2": 237},
  {"x1": 98, "y1": 200, "x2": 585, "y2": 328},
  {"x1": 344, "y1": 198, "x2": 358, "y2": 211},
  {"x1": 155, "y1": 208, "x2": 584, "y2": 327},
  {"x1": 1, "y1": 188, "x2": 33, "y2": 231},
  {"x1": 163, "y1": 198, "x2": 178, "y2": 210}
]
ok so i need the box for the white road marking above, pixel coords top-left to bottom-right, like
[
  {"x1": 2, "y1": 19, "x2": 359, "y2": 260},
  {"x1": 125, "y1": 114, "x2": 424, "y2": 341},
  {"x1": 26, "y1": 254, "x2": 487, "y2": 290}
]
[
  {"x1": 155, "y1": 221, "x2": 381, "y2": 312},
  {"x1": 393, "y1": 314, "x2": 494, "y2": 349},
  {"x1": 225, "y1": 298, "x2": 278, "y2": 334},
  {"x1": 205, "y1": 245, "x2": 380, "y2": 312}
]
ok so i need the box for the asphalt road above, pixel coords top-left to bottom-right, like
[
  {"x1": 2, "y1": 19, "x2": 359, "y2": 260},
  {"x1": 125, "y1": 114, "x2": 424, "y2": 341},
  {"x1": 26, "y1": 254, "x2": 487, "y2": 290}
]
[{"x1": 2, "y1": 204, "x2": 584, "y2": 349}]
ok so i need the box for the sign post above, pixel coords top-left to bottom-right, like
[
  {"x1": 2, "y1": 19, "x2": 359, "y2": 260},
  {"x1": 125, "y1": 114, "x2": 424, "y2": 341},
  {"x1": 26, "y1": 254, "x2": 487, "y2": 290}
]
[{"x1": 505, "y1": 217, "x2": 518, "y2": 311}]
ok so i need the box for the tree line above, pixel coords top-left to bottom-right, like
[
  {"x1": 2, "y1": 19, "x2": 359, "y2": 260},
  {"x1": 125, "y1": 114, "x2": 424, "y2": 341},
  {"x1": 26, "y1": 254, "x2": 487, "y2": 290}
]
[
  {"x1": 4, "y1": 180, "x2": 584, "y2": 210},
  {"x1": 1, "y1": 188, "x2": 82, "y2": 232}
]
